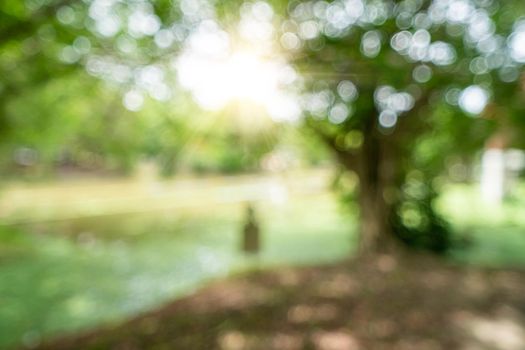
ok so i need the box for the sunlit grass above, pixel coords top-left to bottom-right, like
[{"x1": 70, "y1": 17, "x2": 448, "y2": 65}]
[
  {"x1": 438, "y1": 182, "x2": 525, "y2": 267},
  {"x1": 0, "y1": 169, "x2": 331, "y2": 224}
]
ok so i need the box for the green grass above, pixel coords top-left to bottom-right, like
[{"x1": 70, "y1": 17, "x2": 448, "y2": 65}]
[
  {"x1": 0, "y1": 193, "x2": 354, "y2": 349},
  {"x1": 438, "y1": 182, "x2": 525, "y2": 267},
  {"x1": 0, "y1": 175, "x2": 524, "y2": 349}
]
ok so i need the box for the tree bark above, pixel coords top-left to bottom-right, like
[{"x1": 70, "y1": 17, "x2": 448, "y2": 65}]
[
  {"x1": 307, "y1": 116, "x2": 401, "y2": 256},
  {"x1": 355, "y1": 118, "x2": 399, "y2": 257}
]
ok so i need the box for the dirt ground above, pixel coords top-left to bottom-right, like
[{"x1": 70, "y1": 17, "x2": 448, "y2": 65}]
[{"x1": 33, "y1": 254, "x2": 525, "y2": 350}]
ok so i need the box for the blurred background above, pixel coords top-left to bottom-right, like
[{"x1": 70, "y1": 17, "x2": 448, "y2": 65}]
[{"x1": 1, "y1": 0, "x2": 525, "y2": 349}]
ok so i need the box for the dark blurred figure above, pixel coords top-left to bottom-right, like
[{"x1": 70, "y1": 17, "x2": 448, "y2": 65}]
[{"x1": 242, "y1": 204, "x2": 260, "y2": 254}]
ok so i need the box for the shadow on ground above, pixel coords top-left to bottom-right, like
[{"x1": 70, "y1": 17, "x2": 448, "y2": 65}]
[{"x1": 33, "y1": 254, "x2": 525, "y2": 350}]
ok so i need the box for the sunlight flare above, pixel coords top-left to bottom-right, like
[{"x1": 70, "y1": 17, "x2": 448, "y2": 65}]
[{"x1": 174, "y1": 21, "x2": 301, "y2": 123}]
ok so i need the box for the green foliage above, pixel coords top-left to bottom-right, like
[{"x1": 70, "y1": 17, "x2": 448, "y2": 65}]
[{"x1": 392, "y1": 172, "x2": 452, "y2": 253}]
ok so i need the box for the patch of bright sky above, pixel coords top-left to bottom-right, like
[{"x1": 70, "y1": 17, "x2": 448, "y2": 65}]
[
  {"x1": 459, "y1": 85, "x2": 489, "y2": 115},
  {"x1": 373, "y1": 86, "x2": 415, "y2": 128},
  {"x1": 509, "y1": 20, "x2": 525, "y2": 63}
]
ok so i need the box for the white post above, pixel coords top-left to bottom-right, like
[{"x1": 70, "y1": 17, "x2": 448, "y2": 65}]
[{"x1": 480, "y1": 148, "x2": 505, "y2": 204}]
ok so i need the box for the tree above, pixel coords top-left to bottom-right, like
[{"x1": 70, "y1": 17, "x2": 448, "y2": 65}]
[{"x1": 278, "y1": 0, "x2": 525, "y2": 255}]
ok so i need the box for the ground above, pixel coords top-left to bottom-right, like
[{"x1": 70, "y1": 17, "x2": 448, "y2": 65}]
[{"x1": 34, "y1": 253, "x2": 525, "y2": 350}]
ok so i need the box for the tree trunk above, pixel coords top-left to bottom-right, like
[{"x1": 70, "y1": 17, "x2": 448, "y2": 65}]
[
  {"x1": 356, "y1": 119, "x2": 399, "y2": 257},
  {"x1": 309, "y1": 115, "x2": 402, "y2": 256},
  {"x1": 357, "y1": 177, "x2": 400, "y2": 256}
]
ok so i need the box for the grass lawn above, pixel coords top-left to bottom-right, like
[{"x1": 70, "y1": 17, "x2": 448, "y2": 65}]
[
  {"x1": 0, "y1": 172, "x2": 355, "y2": 349},
  {"x1": 438, "y1": 182, "x2": 525, "y2": 267},
  {"x1": 0, "y1": 173, "x2": 524, "y2": 348}
]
